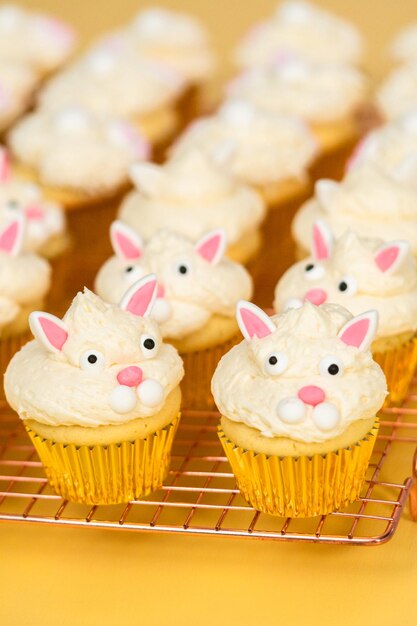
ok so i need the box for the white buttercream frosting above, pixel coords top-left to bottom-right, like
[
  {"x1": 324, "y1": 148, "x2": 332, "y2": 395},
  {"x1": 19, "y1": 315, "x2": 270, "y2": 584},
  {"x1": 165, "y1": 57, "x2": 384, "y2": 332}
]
[
  {"x1": 0, "y1": 60, "x2": 38, "y2": 132},
  {"x1": 275, "y1": 230, "x2": 417, "y2": 338},
  {"x1": 171, "y1": 100, "x2": 318, "y2": 186},
  {"x1": 4, "y1": 289, "x2": 184, "y2": 426},
  {"x1": 0, "y1": 4, "x2": 76, "y2": 72},
  {"x1": 228, "y1": 58, "x2": 367, "y2": 123},
  {"x1": 377, "y1": 63, "x2": 417, "y2": 121},
  {"x1": 212, "y1": 302, "x2": 386, "y2": 443},
  {"x1": 390, "y1": 23, "x2": 417, "y2": 64},
  {"x1": 235, "y1": 1, "x2": 363, "y2": 68},
  {"x1": 8, "y1": 106, "x2": 150, "y2": 194},
  {"x1": 118, "y1": 151, "x2": 266, "y2": 245},
  {"x1": 95, "y1": 229, "x2": 253, "y2": 340},
  {"x1": 292, "y1": 164, "x2": 417, "y2": 255}
]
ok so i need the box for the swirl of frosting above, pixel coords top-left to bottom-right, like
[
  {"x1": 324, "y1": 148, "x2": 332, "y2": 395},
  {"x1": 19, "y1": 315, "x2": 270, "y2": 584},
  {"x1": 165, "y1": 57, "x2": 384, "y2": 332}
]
[
  {"x1": 8, "y1": 106, "x2": 151, "y2": 194},
  {"x1": 229, "y1": 58, "x2": 367, "y2": 123},
  {"x1": 235, "y1": 1, "x2": 363, "y2": 68},
  {"x1": 95, "y1": 226, "x2": 253, "y2": 339},
  {"x1": 377, "y1": 63, "x2": 417, "y2": 121},
  {"x1": 292, "y1": 164, "x2": 417, "y2": 255},
  {"x1": 171, "y1": 100, "x2": 318, "y2": 186},
  {"x1": 0, "y1": 60, "x2": 38, "y2": 132},
  {"x1": 212, "y1": 302, "x2": 386, "y2": 443},
  {"x1": 390, "y1": 22, "x2": 417, "y2": 64},
  {"x1": 275, "y1": 225, "x2": 417, "y2": 338},
  {"x1": 5, "y1": 284, "x2": 184, "y2": 427},
  {"x1": 38, "y1": 41, "x2": 185, "y2": 118},
  {"x1": 118, "y1": 151, "x2": 266, "y2": 245},
  {"x1": 0, "y1": 5, "x2": 76, "y2": 73}
]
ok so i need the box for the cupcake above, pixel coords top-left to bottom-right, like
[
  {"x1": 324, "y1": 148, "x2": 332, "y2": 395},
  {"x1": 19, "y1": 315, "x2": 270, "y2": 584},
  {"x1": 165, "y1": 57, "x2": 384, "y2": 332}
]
[
  {"x1": 212, "y1": 301, "x2": 386, "y2": 517},
  {"x1": 4, "y1": 277, "x2": 184, "y2": 505},
  {"x1": 377, "y1": 63, "x2": 417, "y2": 122},
  {"x1": 235, "y1": 1, "x2": 363, "y2": 69},
  {"x1": 0, "y1": 60, "x2": 38, "y2": 134},
  {"x1": 390, "y1": 22, "x2": 417, "y2": 65},
  {"x1": 118, "y1": 150, "x2": 266, "y2": 265},
  {"x1": 0, "y1": 147, "x2": 67, "y2": 257},
  {"x1": 171, "y1": 100, "x2": 318, "y2": 208},
  {"x1": 0, "y1": 4, "x2": 76, "y2": 76},
  {"x1": 38, "y1": 39, "x2": 185, "y2": 149},
  {"x1": 0, "y1": 214, "x2": 51, "y2": 366},
  {"x1": 95, "y1": 224, "x2": 252, "y2": 408},
  {"x1": 292, "y1": 163, "x2": 417, "y2": 258},
  {"x1": 8, "y1": 105, "x2": 150, "y2": 210},
  {"x1": 275, "y1": 221, "x2": 417, "y2": 404},
  {"x1": 228, "y1": 57, "x2": 368, "y2": 153}
]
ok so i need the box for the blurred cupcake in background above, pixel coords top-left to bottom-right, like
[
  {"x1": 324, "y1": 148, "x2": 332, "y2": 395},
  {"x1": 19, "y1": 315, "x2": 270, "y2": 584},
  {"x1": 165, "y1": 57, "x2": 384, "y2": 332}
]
[
  {"x1": 0, "y1": 60, "x2": 39, "y2": 135},
  {"x1": 275, "y1": 221, "x2": 417, "y2": 404},
  {"x1": 171, "y1": 99, "x2": 318, "y2": 209},
  {"x1": 95, "y1": 224, "x2": 252, "y2": 408},
  {"x1": 118, "y1": 150, "x2": 266, "y2": 265},
  {"x1": 390, "y1": 21, "x2": 417, "y2": 65},
  {"x1": 377, "y1": 64, "x2": 417, "y2": 122},
  {"x1": 234, "y1": 1, "x2": 364, "y2": 69}
]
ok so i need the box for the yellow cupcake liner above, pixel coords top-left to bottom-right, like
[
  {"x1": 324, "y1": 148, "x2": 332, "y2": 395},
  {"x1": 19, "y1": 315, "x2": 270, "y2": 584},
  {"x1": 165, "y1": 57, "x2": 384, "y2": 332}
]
[
  {"x1": 25, "y1": 414, "x2": 180, "y2": 505},
  {"x1": 373, "y1": 334, "x2": 417, "y2": 406},
  {"x1": 218, "y1": 419, "x2": 379, "y2": 517},
  {"x1": 181, "y1": 336, "x2": 240, "y2": 410}
]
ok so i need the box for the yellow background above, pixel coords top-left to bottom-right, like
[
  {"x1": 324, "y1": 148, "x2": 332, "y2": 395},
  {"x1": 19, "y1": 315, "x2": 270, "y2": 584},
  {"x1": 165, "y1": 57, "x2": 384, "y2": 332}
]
[{"x1": 1, "y1": 1, "x2": 417, "y2": 625}]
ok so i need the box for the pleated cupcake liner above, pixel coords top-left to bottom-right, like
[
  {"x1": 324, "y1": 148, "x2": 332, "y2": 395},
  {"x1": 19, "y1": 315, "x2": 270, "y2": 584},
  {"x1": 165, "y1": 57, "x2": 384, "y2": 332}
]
[
  {"x1": 218, "y1": 419, "x2": 379, "y2": 517},
  {"x1": 373, "y1": 334, "x2": 417, "y2": 406},
  {"x1": 26, "y1": 414, "x2": 180, "y2": 505}
]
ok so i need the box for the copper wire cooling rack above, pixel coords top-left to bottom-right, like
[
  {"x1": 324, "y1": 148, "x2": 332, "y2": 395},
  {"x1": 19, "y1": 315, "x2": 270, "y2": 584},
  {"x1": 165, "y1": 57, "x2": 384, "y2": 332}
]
[{"x1": 0, "y1": 383, "x2": 416, "y2": 545}]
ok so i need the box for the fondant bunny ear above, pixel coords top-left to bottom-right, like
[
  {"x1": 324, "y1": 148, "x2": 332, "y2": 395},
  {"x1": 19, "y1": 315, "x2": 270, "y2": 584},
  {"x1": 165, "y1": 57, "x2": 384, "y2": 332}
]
[
  {"x1": 0, "y1": 147, "x2": 11, "y2": 182},
  {"x1": 120, "y1": 274, "x2": 158, "y2": 318},
  {"x1": 29, "y1": 312, "x2": 68, "y2": 353},
  {"x1": 236, "y1": 301, "x2": 276, "y2": 341},
  {"x1": 346, "y1": 134, "x2": 377, "y2": 172},
  {"x1": 129, "y1": 162, "x2": 162, "y2": 196},
  {"x1": 392, "y1": 153, "x2": 417, "y2": 182},
  {"x1": 338, "y1": 311, "x2": 379, "y2": 352},
  {"x1": 0, "y1": 216, "x2": 24, "y2": 256},
  {"x1": 315, "y1": 179, "x2": 339, "y2": 210},
  {"x1": 374, "y1": 240, "x2": 409, "y2": 274},
  {"x1": 195, "y1": 229, "x2": 227, "y2": 265},
  {"x1": 311, "y1": 219, "x2": 333, "y2": 260},
  {"x1": 110, "y1": 221, "x2": 143, "y2": 262}
]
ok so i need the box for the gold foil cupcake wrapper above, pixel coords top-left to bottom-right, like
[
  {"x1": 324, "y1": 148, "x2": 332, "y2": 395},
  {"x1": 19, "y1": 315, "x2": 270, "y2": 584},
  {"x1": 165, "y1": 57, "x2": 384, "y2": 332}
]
[
  {"x1": 218, "y1": 419, "x2": 379, "y2": 517},
  {"x1": 373, "y1": 334, "x2": 417, "y2": 406},
  {"x1": 26, "y1": 414, "x2": 180, "y2": 505}
]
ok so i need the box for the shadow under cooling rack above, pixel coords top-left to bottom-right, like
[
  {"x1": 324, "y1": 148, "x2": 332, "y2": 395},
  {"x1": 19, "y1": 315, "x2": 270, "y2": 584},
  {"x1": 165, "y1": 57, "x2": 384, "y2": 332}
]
[{"x1": 0, "y1": 384, "x2": 416, "y2": 546}]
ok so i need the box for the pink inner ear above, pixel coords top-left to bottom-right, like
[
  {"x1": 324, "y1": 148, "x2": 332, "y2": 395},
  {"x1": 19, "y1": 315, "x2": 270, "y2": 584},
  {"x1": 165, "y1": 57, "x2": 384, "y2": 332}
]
[
  {"x1": 312, "y1": 223, "x2": 330, "y2": 260},
  {"x1": 0, "y1": 221, "x2": 19, "y2": 254},
  {"x1": 240, "y1": 308, "x2": 273, "y2": 339},
  {"x1": 39, "y1": 317, "x2": 68, "y2": 351},
  {"x1": 375, "y1": 246, "x2": 400, "y2": 272},
  {"x1": 196, "y1": 233, "x2": 222, "y2": 263},
  {"x1": 339, "y1": 318, "x2": 370, "y2": 348},
  {"x1": 0, "y1": 149, "x2": 10, "y2": 182},
  {"x1": 115, "y1": 231, "x2": 141, "y2": 260},
  {"x1": 125, "y1": 279, "x2": 156, "y2": 316}
]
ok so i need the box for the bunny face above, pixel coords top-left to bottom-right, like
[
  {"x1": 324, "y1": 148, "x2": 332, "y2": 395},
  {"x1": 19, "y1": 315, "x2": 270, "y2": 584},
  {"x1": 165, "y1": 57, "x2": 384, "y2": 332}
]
[
  {"x1": 212, "y1": 302, "x2": 386, "y2": 443},
  {"x1": 4, "y1": 276, "x2": 184, "y2": 427},
  {"x1": 95, "y1": 224, "x2": 253, "y2": 340},
  {"x1": 276, "y1": 222, "x2": 417, "y2": 338}
]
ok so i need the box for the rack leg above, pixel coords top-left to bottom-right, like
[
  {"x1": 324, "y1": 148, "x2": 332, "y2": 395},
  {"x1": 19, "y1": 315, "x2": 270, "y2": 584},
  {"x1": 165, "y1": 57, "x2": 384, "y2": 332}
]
[{"x1": 410, "y1": 449, "x2": 417, "y2": 522}]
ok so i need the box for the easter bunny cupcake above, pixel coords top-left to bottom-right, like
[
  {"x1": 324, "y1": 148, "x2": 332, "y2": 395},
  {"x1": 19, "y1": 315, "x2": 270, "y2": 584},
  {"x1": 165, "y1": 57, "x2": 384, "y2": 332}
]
[
  {"x1": 292, "y1": 163, "x2": 417, "y2": 258},
  {"x1": 4, "y1": 276, "x2": 184, "y2": 504},
  {"x1": 390, "y1": 22, "x2": 417, "y2": 65},
  {"x1": 212, "y1": 302, "x2": 386, "y2": 517},
  {"x1": 8, "y1": 105, "x2": 150, "y2": 210},
  {"x1": 171, "y1": 100, "x2": 318, "y2": 208},
  {"x1": 95, "y1": 223, "x2": 252, "y2": 408},
  {"x1": 118, "y1": 150, "x2": 266, "y2": 265},
  {"x1": 0, "y1": 60, "x2": 38, "y2": 134},
  {"x1": 228, "y1": 57, "x2": 368, "y2": 153},
  {"x1": 0, "y1": 148, "x2": 67, "y2": 258},
  {"x1": 275, "y1": 221, "x2": 417, "y2": 403},
  {"x1": 377, "y1": 63, "x2": 417, "y2": 122},
  {"x1": 235, "y1": 1, "x2": 364, "y2": 69}
]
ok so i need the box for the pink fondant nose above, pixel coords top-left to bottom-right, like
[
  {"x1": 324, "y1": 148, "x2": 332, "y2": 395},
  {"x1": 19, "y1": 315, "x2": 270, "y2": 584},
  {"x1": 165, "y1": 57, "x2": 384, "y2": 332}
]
[
  {"x1": 157, "y1": 283, "x2": 165, "y2": 298},
  {"x1": 304, "y1": 288, "x2": 328, "y2": 305},
  {"x1": 25, "y1": 205, "x2": 44, "y2": 221},
  {"x1": 117, "y1": 366, "x2": 143, "y2": 387},
  {"x1": 298, "y1": 385, "x2": 325, "y2": 407}
]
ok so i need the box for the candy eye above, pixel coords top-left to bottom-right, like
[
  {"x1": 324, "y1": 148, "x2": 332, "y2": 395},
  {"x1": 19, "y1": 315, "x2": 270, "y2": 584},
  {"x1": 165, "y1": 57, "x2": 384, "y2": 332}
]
[
  {"x1": 124, "y1": 265, "x2": 141, "y2": 278},
  {"x1": 140, "y1": 334, "x2": 158, "y2": 358},
  {"x1": 337, "y1": 276, "x2": 357, "y2": 295},
  {"x1": 79, "y1": 350, "x2": 105, "y2": 372},
  {"x1": 175, "y1": 261, "x2": 191, "y2": 276},
  {"x1": 304, "y1": 263, "x2": 325, "y2": 280},
  {"x1": 319, "y1": 355, "x2": 345, "y2": 377},
  {"x1": 264, "y1": 351, "x2": 288, "y2": 376},
  {"x1": 6, "y1": 199, "x2": 20, "y2": 211}
]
